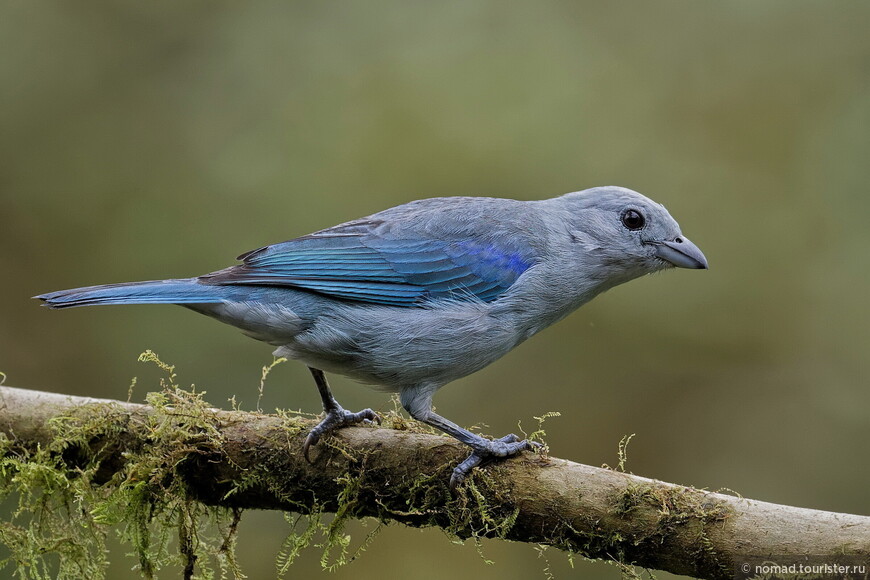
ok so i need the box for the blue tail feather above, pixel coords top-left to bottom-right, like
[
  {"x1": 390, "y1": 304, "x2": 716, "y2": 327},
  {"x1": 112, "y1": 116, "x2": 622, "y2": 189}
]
[{"x1": 35, "y1": 279, "x2": 225, "y2": 309}]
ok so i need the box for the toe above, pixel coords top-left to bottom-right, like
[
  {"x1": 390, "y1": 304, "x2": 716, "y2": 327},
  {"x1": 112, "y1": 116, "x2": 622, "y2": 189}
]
[
  {"x1": 303, "y1": 432, "x2": 319, "y2": 463},
  {"x1": 358, "y1": 408, "x2": 381, "y2": 425},
  {"x1": 450, "y1": 452, "x2": 484, "y2": 490},
  {"x1": 303, "y1": 406, "x2": 382, "y2": 461}
]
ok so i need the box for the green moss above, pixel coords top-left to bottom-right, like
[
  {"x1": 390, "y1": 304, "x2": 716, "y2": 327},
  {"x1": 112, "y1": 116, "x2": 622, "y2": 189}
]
[
  {"x1": 0, "y1": 352, "x2": 245, "y2": 579},
  {"x1": 0, "y1": 355, "x2": 565, "y2": 578},
  {"x1": 612, "y1": 483, "x2": 732, "y2": 525},
  {"x1": 610, "y1": 482, "x2": 732, "y2": 574},
  {"x1": 8, "y1": 354, "x2": 727, "y2": 580}
]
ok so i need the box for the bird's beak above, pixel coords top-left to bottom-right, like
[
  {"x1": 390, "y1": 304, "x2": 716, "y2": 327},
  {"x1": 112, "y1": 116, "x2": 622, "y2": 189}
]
[{"x1": 648, "y1": 236, "x2": 708, "y2": 269}]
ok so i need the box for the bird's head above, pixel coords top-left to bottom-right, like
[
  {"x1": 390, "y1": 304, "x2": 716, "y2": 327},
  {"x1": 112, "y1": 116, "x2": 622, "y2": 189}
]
[{"x1": 558, "y1": 186, "x2": 708, "y2": 278}]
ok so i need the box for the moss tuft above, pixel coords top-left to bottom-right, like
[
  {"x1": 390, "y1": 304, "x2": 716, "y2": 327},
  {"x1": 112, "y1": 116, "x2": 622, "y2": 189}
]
[
  {"x1": 610, "y1": 482, "x2": 732, "y2": 574},
  {"x1": 1, "y1": 356, "x2": 570, "y2": 578},
  {"x1": 0, "y1": 352, "x2": 245, "y2": 579}
]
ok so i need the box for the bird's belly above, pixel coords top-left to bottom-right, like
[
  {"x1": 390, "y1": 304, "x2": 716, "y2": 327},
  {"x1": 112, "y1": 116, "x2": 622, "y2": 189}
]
[{"x1": 277, "y1": 301, "x2": 520, "y2": 391}]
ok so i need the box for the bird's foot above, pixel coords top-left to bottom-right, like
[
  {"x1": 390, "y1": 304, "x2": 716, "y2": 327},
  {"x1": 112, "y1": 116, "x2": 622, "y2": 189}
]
[
  {"x1": 303, "y1": 406, "x2": 381, "y2": 461},
  {"x1": 450, "y1": 434, "x2": 542, "y2": 489}
]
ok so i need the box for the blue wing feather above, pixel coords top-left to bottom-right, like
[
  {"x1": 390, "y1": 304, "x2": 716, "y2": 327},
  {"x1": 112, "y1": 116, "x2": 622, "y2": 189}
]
[{"x1": 203, "y1": 228, "x2": 534, "y2": 307}]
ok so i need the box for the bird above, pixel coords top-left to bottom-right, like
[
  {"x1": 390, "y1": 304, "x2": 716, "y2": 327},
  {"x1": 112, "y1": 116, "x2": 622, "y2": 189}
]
[{"x1": 36, "y1": 186, "x2": 707, "y2": 487}]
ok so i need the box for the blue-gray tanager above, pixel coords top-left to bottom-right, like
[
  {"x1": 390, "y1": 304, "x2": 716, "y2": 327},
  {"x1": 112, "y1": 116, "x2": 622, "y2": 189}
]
[{"x1": 37, "y1": 186, "x2": 707, "y2": 486}]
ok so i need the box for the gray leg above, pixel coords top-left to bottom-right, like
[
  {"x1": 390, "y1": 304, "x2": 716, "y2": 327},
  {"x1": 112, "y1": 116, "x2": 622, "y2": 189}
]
[
  {"x1": 408, "y1": 405, "x2": 541, "y2": 489},
  {"x1": 303, "y1": 367, "x2": 381, "y2": 461}
]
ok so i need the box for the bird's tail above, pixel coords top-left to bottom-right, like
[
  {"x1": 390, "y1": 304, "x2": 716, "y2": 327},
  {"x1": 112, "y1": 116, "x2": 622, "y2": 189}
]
[{"x1": 35, "y1": 278, "x2": 225, "y2": 309}]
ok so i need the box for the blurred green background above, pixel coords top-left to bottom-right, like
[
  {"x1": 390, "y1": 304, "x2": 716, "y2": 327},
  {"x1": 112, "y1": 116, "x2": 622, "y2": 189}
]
[{"x1": 1, "y1": 1, "x2": 868, "y2": 578}]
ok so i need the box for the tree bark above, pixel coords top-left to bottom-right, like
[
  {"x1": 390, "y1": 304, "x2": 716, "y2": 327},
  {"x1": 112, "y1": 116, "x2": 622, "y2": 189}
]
[{"x1": 1, "y1": 385, "x2": 868, "y2": 579}]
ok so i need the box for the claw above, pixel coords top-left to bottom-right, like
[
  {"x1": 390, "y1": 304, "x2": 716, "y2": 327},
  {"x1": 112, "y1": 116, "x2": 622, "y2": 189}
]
[
  {"x1": 302, "y1": 432, "x2": 318, "y2": 463},
  {"x1": 448, "y1": 434, "x2": 542, "y2": 490},
  {"x1": 362, "y1": 409, "x2": 381, "y2": 426}
]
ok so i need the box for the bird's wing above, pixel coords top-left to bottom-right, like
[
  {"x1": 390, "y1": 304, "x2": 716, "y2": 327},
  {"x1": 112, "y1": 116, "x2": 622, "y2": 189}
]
[{"x1": 200, "y1": 220, "x2": 535, "y2": 306}]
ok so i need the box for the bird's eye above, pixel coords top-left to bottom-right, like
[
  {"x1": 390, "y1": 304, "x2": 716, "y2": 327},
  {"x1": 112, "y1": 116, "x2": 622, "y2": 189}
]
[{"x1": 621, "y1": 209, "x2": 645, "y2": 230}]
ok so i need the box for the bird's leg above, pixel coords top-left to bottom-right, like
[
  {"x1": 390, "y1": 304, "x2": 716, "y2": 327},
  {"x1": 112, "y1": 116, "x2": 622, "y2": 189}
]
[
  {"x1": 410, "y1": 407, "x2": 541, "y2": 489},
  {"x1": 303, "y1": 367, "x2": 381, "y2": 461}
]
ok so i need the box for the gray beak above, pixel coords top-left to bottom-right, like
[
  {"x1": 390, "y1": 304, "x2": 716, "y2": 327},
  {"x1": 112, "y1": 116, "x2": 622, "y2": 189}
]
[{"x1": 649, "y1": 236, "x2": 708, "y2": 269}]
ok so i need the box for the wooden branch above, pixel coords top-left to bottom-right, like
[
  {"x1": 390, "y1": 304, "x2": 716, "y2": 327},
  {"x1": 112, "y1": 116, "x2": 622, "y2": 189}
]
[{"x1": 1, "y1": 385, "x2": 868, "y2": 579}]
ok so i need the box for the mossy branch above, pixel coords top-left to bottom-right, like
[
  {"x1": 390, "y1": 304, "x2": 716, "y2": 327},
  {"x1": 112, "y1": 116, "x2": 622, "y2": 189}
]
[{"x1": 1, "y1": 384, "x2": 869, "y2": 579}]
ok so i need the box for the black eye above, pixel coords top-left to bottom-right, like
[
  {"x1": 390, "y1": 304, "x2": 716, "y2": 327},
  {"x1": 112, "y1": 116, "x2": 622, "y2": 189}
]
[{"x1": 621, "y1": 209, "x2": 645, "y2": 230}]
